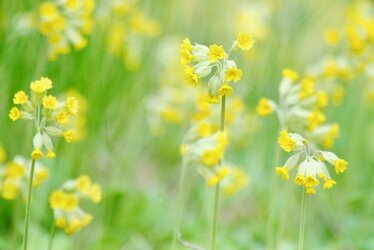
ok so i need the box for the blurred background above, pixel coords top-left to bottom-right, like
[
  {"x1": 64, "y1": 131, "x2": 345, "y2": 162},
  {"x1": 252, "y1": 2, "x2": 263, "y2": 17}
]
[{"x1": 0, "y1": 0, "x2": 374, "y2": 249}]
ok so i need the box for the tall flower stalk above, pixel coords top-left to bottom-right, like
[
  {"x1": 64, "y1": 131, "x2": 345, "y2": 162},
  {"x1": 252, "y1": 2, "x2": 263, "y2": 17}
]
[
  {"x1": 9, "y1": 77, "x2": 79, "y2": 250},
  {"x1": 298, "y1": 187, "x2": 307, "y2": 250},
  {"x1": 179, "y1": 32, "x2": 253, "y2": 249}
]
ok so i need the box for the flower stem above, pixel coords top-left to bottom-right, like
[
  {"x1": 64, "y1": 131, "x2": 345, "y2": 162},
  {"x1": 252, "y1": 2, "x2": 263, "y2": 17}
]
[
  {"x1": 210, "y1": 95, "x2": 226, "y2": 250},
  {"x1": 298, "y1": 187, "x2": 308, "y2": 250},
  {"x1": 171, "y1": 160, "x2": 188, "y2": 250},
  {"x1": 22, "y1": 158, "x2": 36, "y2": 250},
  {"x1": 48, "y1": 221, "x2": 56, "y2": 250}
]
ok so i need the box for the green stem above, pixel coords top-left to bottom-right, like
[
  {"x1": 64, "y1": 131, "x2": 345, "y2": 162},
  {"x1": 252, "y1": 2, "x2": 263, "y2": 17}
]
[
  {"x1": 22, "y1": 159, "x2": 36, "y2": 250},
  {"x1": 298, "y1": 187, "x2": 307, "y2": 250},
  {"x1": 210, "y1": 95, "x2": 226, "y2": 250},
  {"x1": 48, "y1": 221, "x2": 56, "y2": 250},
  {"x1": 171, "y1": 160, "x2": 188, "y2": 250}
]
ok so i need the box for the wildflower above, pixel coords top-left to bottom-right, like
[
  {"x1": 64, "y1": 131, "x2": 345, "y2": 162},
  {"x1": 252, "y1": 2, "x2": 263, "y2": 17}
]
[
  {"x1": 256, "y1": 98, "x2": 274, "y2": 116},
  {"x1": 9, "y1": 107, "x2": 22, "y2": 121},
  {"x1": 50, "y1": 175, "x2": 102, "y2": 234},
  {"x1": 236, "y1": 31, "x2": 255, "y2": 51},
  {"x1": 208, "y1": 44, "x2": 226, "y2": 62},
  {"x1": 324, "y1": 29, "x2": 340, "y2": 46},
  {"x1": 10, "y1": 77, "x2": 79, "y2": 159},
  {"x1": 282, "y1": 68, "x2": 299, "y2": 81},
  {"x1": 275, "y1": 132, "x2": 347, "y2": 194},
  {"x1": 181, "y1": 35, "x2": 252, "y2": 102},
  {"x1": 37, "y1": 0, "x2": 96, "y2": 60},
  {"x1": 0, "y1": 156, "x2": 49, "y2": 200},
  {"x1": 13, "y1": 91, "x2": 29, "y2": 104}
]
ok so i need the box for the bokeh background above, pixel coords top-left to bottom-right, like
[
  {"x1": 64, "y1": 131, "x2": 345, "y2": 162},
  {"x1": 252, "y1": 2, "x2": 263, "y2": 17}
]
[{"x1": 1, "y1": 0, "x2": 374, "y2": 249}]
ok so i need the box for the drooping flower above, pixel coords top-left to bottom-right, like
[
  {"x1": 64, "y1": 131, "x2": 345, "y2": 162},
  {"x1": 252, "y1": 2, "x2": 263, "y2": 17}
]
[
  {"x1": 275, "y1": 132, "x2": 347, "y2": 195},
  {"x1": 49, "y1": 175, "x2": 101, "y2": 234}
]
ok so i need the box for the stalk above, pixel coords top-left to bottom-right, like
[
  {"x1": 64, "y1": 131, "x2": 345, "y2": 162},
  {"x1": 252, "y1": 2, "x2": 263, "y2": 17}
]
[
  {"x1": 22, "y1": 159, "x2": 36, "y2": 250},
  {"x1": 210, "y1": 95, "x2": 226, "y2": 250},
  {"x1": 298, "y1": 187, "x2": 307, "y2": 250},
  {"x1": 48, "y1": 221, "x2": 56, "y2": 250}
]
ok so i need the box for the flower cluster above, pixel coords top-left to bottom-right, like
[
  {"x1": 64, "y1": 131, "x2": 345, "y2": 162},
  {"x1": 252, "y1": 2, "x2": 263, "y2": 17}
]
[
  {"x1": 0, "y1": 156, "x2": 49, "y2": 200},
  {"x1": 275, "y1": 130, "x2": 348, "y2": 195},
  {"x1": 256, "y1": 68, "x2": 339, "y2": 149},
  {"x1": 38, "y1": 0, "x2": 96, "y2": 60},
  {"x1": 49, "y1": 175, "x2": 102, "y2": 234},
  {"x1": 180, "y1": 32, "x2": 254, "y2": 103},
  {"x1": 105, "y1": 0, "x2": 160, "y2": 70},
  {"x1": 9, "y1": 77, "x2": 79, "y2": 159},
  {"x1": 181, "y1": 130, "x2": 248, "y2": 196}
]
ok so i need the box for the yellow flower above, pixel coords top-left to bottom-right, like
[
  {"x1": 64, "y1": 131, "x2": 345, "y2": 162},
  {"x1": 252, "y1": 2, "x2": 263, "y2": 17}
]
[
  {"x1": 9, "y1": 107, "x2": 22, "y2": 121},
  {"x1": 275, "y1": 167, "x2": 289, "y2": 180},
  {"x1": 256, "y1": 98, "x2": 273, "y2": 116},
  {"x1": 294, "y1": 174, "x2": 305, "y2": 185},
  {"x1": 56, "y1": 111, "x2": 69, "y2": 124},
  {"x1": 299, "y1": 78, "x2": 314, "y2": 99},
  {"x1": 308, "y1": 110, "x2": 326, "y2": 132},
  {"x1": 180, "y1": 38, "x2": 193, "y2": 65},
  {"x1": 30, "y1": 77, "x2": 53, "y2": 93},
  {"x1": 207, "y1": 175, "x2": 219, "y2": 187},
  {"x1": 334, "y1": 159, "x2": 347, "y2": 174},
  {"x1": 31, "y1": 148, "x2": 44, "y2": 160},
  {"x1": 43, "y1": 95, "x2": 59, "y2": 110},
  {"x1": 40, "y1": 2, "x2": 58, "y2": 18},
  {"x1": 208, "y1": 44, "x2": 226, "y2": 62},
  {"x1": 324, "y1": 29, "x2": 340, "y2": 46},
  {"x1": 65, "y1": 96, "x2": 79, "y2": 115},
  {"x1": 13, "y1": 91, "x2": 28, "y2": 104},
  {"x1": 218, "y1": 84, "x2": 233, "y2": 96},
  {"x1": 6, "y1": 163, "x2": 25, "y2": 178},
  {"x1": 201, "y1": 149, "x2": 222, "y2": 166},
  {"x1": 77, "y1": 175, "x2": 92, "y2": 195},
  {"x1": 305, "y1": 187, "x2": 316, "y2": 195},
  {"x1": 33, "y1": 168, "x2": 49, "y2": 187},
  {"x1": 90, "y1": 184, "x2": 102, "y2": 203},
  {"x1": 278, "y1": 130, "x2": 296, "y2": 152},
  {"x1": 55, "y1": 217, "x2": 67, "y2": 228},
  {"x1": 63, "y1": 130, "x2": 73, "y2": 142},
  {"x1": 50, "y1": 190, "x2": 66, "y2": 209},
  {"x1": 184, "y1": 66, "x2": 199, "y2": 87},
  {"x1": 304, "y1": 176, "x2": 319, "y2": 188},
  {"x1": 46, "y1": 150, "x2": 56, "y2": 159},
  {"x1": 63, "y1": 193, "x2": 78, "y2": 211},
  {"x1": 317, "y1": 91, "x2": 328, "y2": 108},
  {"x1": 2, "y1": 181, "x2": 18, "y2": 200},
  {"x1": 237, "y1": 31, "x2": 255, "y2": 51},
  {"x1": 225, "y1": 68, "x2": 242, "y2": 82},
  {"x1": 282, "y1": 68, "x2": 299, "y2": 81},
  {"x1": 198, "y1": 122, "x2": 214, "y2": 137},
  {"x1": 323, "y1": 178, "x2": 336, "y2": 189}
]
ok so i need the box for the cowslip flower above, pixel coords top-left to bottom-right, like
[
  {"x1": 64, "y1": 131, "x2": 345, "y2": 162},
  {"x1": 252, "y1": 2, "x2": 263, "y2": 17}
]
[
  {"x1": 255, "y1": 68, "x2": 338, "y2": 147},
  {"x1": 180, "y1": 32, "x2": 254, "y2": 103},
  {"x1": 106, "y1": 0, "x2": 160, "y2": 70},
  {"x1": 9, "y1": 77, "x2": 79, "y2": 159},
  {"x1": 49, "y1": 175, "x2": 102, "y2": 234},
  {"x1": 275, "y1": 130, "x2": 347, "y2": 195},
  {"x1": 38, "y1": 0, "x2": 95, "y2": 60},
  {"x1": 0, "y1": 156, "x2": 49, "y2": 200}
]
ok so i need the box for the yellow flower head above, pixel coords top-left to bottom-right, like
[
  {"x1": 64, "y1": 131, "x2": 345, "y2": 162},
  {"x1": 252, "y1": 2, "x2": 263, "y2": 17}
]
[
  {"x1": 334, "y1": 159, "x2": 347, "y2": 174},
  {"x1": 50, "y1": 190, "x2": 66, "y2": 209},
  {"x1": 282, "y1": 68, "x2": 299, "y2": 81},
  {"x1": 65, "y1": 96, "x2": 79, "y2": 115},
  {"x1": 43, "y1": 95, "x2": 59, "y2": 110},
  {"x1": 225, "y1": 68, "x2": 242, "y2": 82},
  {"x1": 56, "y1": 111, "x2": 69, "y2": 124},
  {"x1": 90, "y1": 184, "x2": 102, "y2": 203},
  {"x1": 77, "y1": 175, "x2": 92, "y2": 195},
  {"x1": 208, "y1": 44, "x2": 226, "y2": 62},
  {"x1": 63, "y1": 130, "x2": 73, "y2": 143},
  {"x1": 324, "y1": 29, "x2": 340, "y2": 46},
  {"x1": 31, "y1": 148, "x2": 43, "y2": 160},
  {"x1": 30, "y1": 77, "x2": 53, "y2": 94},
  {"x1": 13, "y1": 91, "x2": 28, "y2": 105},
  {"x1": 218, "y1": 84, "x2": 233, "y2": 96},
  {"x1": 323, "y1": 178, "x2": 336, "y2": 189},
  {"x1": 256, "y1": 98, "x2": 273, "y2": 116},
  {"x1": 64, "y1": 193, "x2": 78, "y2": 211},
  {"x1": 46, "y1": 150, "x2": 56, "y2": 159},
  {"x1": 9, "y1": 107, "x2": 22, "y2": 121},
  {"x1": 237, "y1": 31, "x2": 255, "y2": 51},
  {"x1": 278, "y1": 130, "x2": 297, "y2": 152},
  {"x1": 275, "y1": 167, "x2": 289, "y2": 180},
  {"x1": 184, "y1": 66, "x2": 199, "y2": 87},
  {"x1": 40, "y1": 2, "x2": 58, "y2": 18}
]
